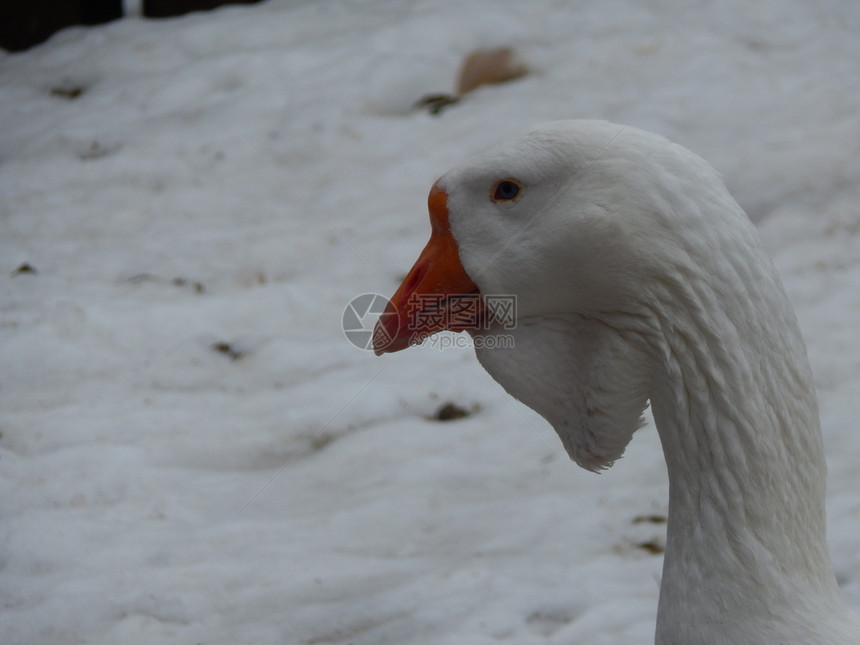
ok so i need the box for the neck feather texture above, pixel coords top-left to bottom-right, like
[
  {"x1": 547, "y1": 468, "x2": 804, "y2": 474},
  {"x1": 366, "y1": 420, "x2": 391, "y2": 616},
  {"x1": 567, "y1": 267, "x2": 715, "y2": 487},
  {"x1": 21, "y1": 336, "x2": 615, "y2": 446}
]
[{"x1": 636, "y1": 236, "x2": 852, "y2": 644}]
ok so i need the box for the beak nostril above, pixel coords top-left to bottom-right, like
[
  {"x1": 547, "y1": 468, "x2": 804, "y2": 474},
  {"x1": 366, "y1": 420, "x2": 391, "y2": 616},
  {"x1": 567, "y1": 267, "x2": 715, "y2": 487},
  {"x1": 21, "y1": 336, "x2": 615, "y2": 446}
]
[{"x1": 402, "y1": 263, "x2": 425, "y2": 294}]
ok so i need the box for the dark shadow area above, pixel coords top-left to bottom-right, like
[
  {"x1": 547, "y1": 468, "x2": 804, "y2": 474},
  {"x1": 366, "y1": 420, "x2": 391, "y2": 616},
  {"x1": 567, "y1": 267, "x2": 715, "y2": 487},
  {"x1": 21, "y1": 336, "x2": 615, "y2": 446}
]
[{"x1": 1, "y1": 0, "x2": 265, "y2": 52}]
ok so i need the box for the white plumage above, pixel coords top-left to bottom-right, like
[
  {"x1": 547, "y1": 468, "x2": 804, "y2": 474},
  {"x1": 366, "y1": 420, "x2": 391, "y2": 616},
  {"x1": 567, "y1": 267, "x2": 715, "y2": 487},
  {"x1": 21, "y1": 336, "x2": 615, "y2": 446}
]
[{"x1": 378, "y1": 121, "x2": 860, "y2": 643}]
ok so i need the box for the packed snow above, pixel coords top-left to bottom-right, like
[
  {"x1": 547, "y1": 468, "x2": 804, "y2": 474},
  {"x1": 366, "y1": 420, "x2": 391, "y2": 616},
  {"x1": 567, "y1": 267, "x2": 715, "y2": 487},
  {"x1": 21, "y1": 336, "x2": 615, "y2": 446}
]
[{"x1": 2, "y1": 1, "x2": 860, "y2": 643}]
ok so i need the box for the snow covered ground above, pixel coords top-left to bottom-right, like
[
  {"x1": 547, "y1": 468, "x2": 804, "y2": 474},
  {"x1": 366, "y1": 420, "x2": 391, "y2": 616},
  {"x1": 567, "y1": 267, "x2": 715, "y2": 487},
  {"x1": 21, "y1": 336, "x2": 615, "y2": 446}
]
[{"x1": 2, "y1": 1, "x2": 860, "y2": 643}]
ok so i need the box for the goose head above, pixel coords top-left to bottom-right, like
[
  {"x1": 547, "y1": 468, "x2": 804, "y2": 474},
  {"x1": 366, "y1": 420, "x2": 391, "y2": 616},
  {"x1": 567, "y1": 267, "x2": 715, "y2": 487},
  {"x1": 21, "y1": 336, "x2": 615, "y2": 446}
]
[
  {"x1": 373, "y1": 120, "x2": 858, "y2": 641},
  {"x1": 375, "y1": 120, "x2": 765, "y2": 471}
]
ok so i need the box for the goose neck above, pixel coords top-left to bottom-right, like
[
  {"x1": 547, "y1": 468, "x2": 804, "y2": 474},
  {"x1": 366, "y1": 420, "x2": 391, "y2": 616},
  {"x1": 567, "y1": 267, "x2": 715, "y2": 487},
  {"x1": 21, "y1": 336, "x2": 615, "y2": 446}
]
[{"x1": 644, "y1": 290, "x2": 844, "y2": 640}]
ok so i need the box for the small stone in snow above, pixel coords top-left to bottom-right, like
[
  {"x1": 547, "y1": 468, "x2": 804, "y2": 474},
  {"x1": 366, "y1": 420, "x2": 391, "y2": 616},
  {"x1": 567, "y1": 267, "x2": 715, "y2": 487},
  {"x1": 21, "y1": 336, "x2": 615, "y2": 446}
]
[
  {"x1": 11, "y1": 263, "x2": 37, "y2": 276},
  {"x1": 433, "y1": 402, "x2": 472, "y2": 421}
]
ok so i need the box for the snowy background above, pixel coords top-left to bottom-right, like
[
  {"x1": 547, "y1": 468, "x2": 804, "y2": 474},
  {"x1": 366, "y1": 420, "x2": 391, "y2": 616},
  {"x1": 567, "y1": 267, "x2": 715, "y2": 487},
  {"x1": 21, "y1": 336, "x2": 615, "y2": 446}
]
[{"x1": 2, "y1": 1, "x2": 860, "y2": 643}]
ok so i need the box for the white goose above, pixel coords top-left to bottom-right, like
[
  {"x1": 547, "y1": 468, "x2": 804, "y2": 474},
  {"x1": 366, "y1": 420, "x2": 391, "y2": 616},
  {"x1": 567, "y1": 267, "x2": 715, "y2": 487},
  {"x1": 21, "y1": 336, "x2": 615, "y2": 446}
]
[{"x1": 374, "y1": 121, "x2": 860, "y2": 644}]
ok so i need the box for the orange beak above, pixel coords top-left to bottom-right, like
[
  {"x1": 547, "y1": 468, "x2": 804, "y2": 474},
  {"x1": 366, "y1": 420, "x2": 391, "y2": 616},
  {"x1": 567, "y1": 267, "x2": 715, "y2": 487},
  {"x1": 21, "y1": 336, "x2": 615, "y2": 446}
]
[{"x1": 373, "y1": 183, "x2": 485, "y2": 354}]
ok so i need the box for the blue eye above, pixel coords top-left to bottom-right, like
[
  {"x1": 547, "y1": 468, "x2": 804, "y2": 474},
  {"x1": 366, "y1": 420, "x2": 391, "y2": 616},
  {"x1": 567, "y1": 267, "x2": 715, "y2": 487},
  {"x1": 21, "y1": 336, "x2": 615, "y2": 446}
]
[{"x1": 491, "y1": 179, "x2": 522, "y2": 202}]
